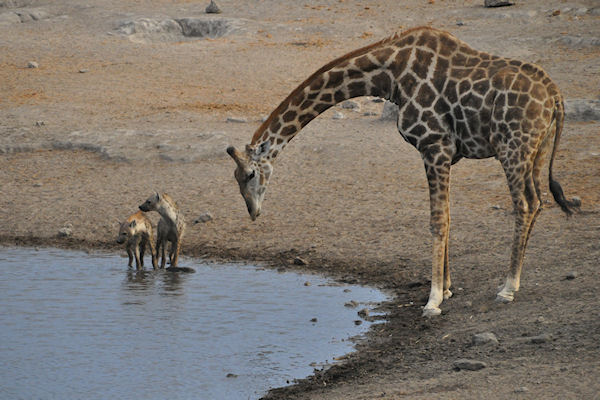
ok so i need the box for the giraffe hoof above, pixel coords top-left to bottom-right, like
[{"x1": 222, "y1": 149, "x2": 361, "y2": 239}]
[
  {"x1": 443, "y1": 289, "x2": 453, "y2": 300},
  {"x1": 495, "y1": 291, "x2": 514, "y2": 303},
  {"x1": 422, "y1": 306, "x2": 442, "y2": 317}
]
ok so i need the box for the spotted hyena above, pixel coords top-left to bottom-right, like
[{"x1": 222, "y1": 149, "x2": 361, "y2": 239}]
[
  {"x1": 139, "y1": 192, "x2": 186, "y2": 268},
  {"x1": 117, "y1": 210, "x2": 158, "y2": 270}
]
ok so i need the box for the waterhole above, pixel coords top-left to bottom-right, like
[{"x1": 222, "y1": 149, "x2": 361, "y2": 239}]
[{"x1": 0, "y1": 247, "x2": 387, "y2": 399}]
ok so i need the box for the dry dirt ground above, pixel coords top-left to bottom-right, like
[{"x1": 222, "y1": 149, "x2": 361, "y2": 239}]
[{"x1": 1, "y1": 0, "x2": 599, "y2": 399}]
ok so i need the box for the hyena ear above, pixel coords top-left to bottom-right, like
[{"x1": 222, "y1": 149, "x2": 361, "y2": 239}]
[
  {"x1": 154, "y1": 192, "x2": 161, "y2": 202},
  {"x1": 129, "y1": 220, "x2": 137, "y2": 228}
]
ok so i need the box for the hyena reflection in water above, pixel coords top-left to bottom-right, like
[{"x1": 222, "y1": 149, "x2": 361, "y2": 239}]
[{"x1": 117, "y1": 210, "x2": 158, "y2": 270}]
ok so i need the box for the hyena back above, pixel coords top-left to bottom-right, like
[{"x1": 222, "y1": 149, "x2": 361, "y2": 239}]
[
  {"x1": 117, "y1": 210, "x2": 158, "y2": 270},
  {"x1": 139, "y1": 192, "x2": 186, "y2": 268}
]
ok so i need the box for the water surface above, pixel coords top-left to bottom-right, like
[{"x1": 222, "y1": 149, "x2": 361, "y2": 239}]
[{"x1": 0, "y1": 247, "x2": 386, "y2": 400}]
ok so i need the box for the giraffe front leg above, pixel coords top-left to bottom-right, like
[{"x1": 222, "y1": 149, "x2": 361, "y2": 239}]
[{"x1": 422, "y1": 155, "x2": 451, "y2": 317}]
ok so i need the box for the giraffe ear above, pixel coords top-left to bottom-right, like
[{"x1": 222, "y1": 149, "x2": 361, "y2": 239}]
[{"x1": 246, "y1": 141, "x2": 270, "y2": 160}]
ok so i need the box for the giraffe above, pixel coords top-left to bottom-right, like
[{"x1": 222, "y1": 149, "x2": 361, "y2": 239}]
[{"x1": 226, "y1": 27, "x2": 579, "y2": 317}]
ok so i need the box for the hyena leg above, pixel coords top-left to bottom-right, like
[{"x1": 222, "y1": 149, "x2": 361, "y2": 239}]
[
  {"x1": 134, "y1": 243, "x2": 142, "y2": 270},
  {"x1": 148, "y1": 235, "x2": 158, "y2": 270},
  {"x1": 139, "y1": 238, "x2": 146, "y2": 267},
  {"x1": 171, "y1": 238, "x2": 181, "y2": 267},
  {"x1": 126, "y1": 246, "x2": 133, "y2": 268}
]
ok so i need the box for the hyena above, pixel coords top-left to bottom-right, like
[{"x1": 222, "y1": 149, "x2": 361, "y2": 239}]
[
  {"x1": 116, "y1": 210, "x2": 158, "y2": 270},
  {"x1": 139, "y1": 192, "x2": 186, "y2": 268}
]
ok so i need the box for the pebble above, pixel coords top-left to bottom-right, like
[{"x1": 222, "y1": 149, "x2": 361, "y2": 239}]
[
  {"x1": 226, "y1": 116, "x2": 247, "y2": 123},
  {"x1": 354, "y1": 320, "x2": 362, "y2": 326},
  {"x1": 472, "y1": 332, "x2": 499, "y2": 346},
  {"x1": 357, "y1": 308, "x2": 370, "y2": 318},
  {"x1": 79, "y1": 69, "x2": 89, "y2": 73},
  {"x1": 453, "y1": 359, "x2": 487, "y2": 371},
  {"x1": 344, "y1": 300, "x2": 359, "y2": 308},
  {"x1": 341, "y1": 100, "x2": 360, "y2": 110},
  {"x1": 527, "y1": 333, "x2": 552, "y2": 344},
  {"x1": 194, "y1": 212, "x2": 213, "y2": 224},
  {"x1": 57, "y1": 226, "x2": 72, "y2": 237},
  {"x1": 27, "y1": 61, "x2": 38, "y2": 68},
  {"x1": 484, "y1": 0, "x2": 514, "y2": 7},
  {"x1": 294, "y1": 257, "x2": 308, "y2": 266},
  {"x1": 514, "y1": 387, "x2": 529, "y2": 393},
  {"x1": 332, "y1": 111, "x2": 345, "y2": 120},
  {"x1": 310, "y1": 317, "x2": 317, "y2": 323},
  {"x1": 565, "y1": 271, "x2": 578, "y2": 280},
  {"x1": 205, "y1": 0, "x2": 222, "y2": 14},
  {"x1": 303, "y1": 281, "x2": 311, "y2": 286},
  {"x1": 35, "y1": 121, "x2": 45, "y2": 127},
  {"x1": 225, "y1": 373, "x2": 238, "y2": 378}
]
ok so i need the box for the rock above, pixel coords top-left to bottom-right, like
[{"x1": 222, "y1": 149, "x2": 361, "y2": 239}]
[
  {"x1": 226, "y1": 116, "x2": 247, "y2": 123},
  {"x1": 34, "y1": 121, "x2": 45, "y2": 127},
  {"x1": 79, "y1": 69, "x2": 89, "y2": 73},
  {"x1": 354, "y1": 320, "x2": 363, "y2": 326},
  {"x1": 332, "y1": 111, "x2": 345, "y2": 120},
  {"x1": 57, "y1": 226, "x2": 72, "y2": 237},
  {"x1": 564, "y1": 99, "x2": 600, "y2": 121},
  {"x1": 380, "y1": 101, "x2": 398, "y2": 121},
  {"x1": 526, "y1": 333, "x2": 552, "y2": 344},
  {"x1": 194, "y1": 212, "x2": 213, "y2": 224},
  {"x1": 344, "y1": 300, "x2": 359, "y2": 308},
  {"x1": 472, "y1": 332, "x2": 499, "y2": 346},
  {"x1": 484, "y1": 0, "x2": 514, "y2": 7},
  {"x1": 363, "y1": 111, "x2": 378, "y2": 116},
  {"x1": 303, "y1": 281, "x2": 311, "y2": 286},
  {"x1": 357, "y1": 308, "x2": 370, "y2": 318},
  {"x1": 205, "y1": 0, "x2": 222, "y2": 14},
  {"x1": 453, "y1": 359, "x2": 487, "y2": 371},
  {"x1": 514, "y1": 387, "x2": 529, "y2": 393},
  {"x1": 310, "y1": 317, "x2": 317, "y2": 323},
  {"x1": 225, "y1": 373, "x2": 238, "y2": 378},
  {"x1": 293, "y1": 257, "x2": 308, "y2": 266},
  {"x1": 27, "y1": 61, "x2": 38, "y2": 68},
  {"x1": 341, "y1": 100, "x2": 360, "y2": 110},
  {"x1": 176, "y1": 17, "x2": 234, "y2": 38},
  {"x1": 0, "y1": 12, "x2": 21, "y2": 25},
  {"x1": 565, "y1": 271, "x2": 578, "y2": 280}
]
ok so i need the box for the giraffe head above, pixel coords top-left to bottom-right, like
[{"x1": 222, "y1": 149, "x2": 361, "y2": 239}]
[{"x1": 227, "y1": 142, "x2": 273, "y2": 221}]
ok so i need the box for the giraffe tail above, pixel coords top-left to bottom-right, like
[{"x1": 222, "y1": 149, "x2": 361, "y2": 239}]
[{"x1": 548, "y1": 97, "x2": 580, "y2": 216}]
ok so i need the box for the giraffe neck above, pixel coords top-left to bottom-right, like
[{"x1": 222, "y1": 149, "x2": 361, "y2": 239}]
[{"x1": 251, "y1": 34, "x2": 412, "y2": 161}]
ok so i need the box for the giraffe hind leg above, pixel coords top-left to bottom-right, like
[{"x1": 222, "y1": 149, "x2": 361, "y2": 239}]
[{"x1": 497, "y1": 152, "x2": 541, "y2": 302}]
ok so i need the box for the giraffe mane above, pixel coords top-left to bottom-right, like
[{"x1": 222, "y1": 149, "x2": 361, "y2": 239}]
[{"x1": 250, "y1": 26, "x2": 436, "y2": 145}]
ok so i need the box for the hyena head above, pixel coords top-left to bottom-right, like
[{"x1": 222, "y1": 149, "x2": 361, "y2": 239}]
[
  {"x1": 117, "y1": 220, "x2": 137, "y2": 244},
  {"x1": 139, "y1": 192, "x2": 161, "y2": 212}
]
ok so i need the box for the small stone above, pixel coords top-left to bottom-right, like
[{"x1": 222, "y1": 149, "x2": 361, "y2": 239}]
[
  {"x1": 357, "y1": 308, "x2": 370, "y2": 318},
  {"x1": 58, "y1": 226, "x2": 72, "y2": 237},
  {"x1": 354, "y1": 320, "x2": 362, "y2": 326},
  {"x1": 79, "y1": 69, "x2": 89, "y2": 73},
  {"x1": 484, "y1": 0, "x2": 514, "y2": 7},
  {"x1": 472, "y1": 332, "x2": 499, "y2": 346},
  {"x1": 453, "y1": 359, "x2": 487, "y2": 371},
  {"x1": 514, "y1": 387, "x2": 529, "y2": 393},
  {"x1": 194, "y1": 212, "x2": 213, "y2": 224},
  {"x1": 456, "y1": 21, "x2": 464, "y2": 26},
  {"x1": 341, "y1": 100, "x2": 360, "y2": 110},
  {"x1": 32, "y1": 182, "x2": 42, "y2": 187},
  {"x1": 27, "y1": 61, "x2": 38, "y2": 68},
  {"x1": 363, "y1": 111, "x2": 378, "y2": 116},
  {"x1": 491, "y1": 204, "x2": 502, "y2": 210},
  {"x1": 527, "y1": 333, "x2": 552, "y2": 344},
  {"x1": 565, "y1": 271, "x2": 578, "y2": 280},
  {"x1": 344, "y1": 300, "x2": 359, "y2": 308},
  {"x1": 35, "y1": 121, "x2": 45, "y2": 127},
  {"x1": 226, "y1": 116, "x2": 247, "y2": 123},
  {"x1": 205, "y1": 0, "x2": 222, "y2": 14},
  {"x1": 303, "y1": 281, "x2": 311, "y2": 286},
  {"x1": 225, "y1": 373, "x2": 238, "y2": 378},
  {"x1": 294, "y1": 257, "x2": 308, "y2": 266},
  {"x1": 332, "y1": 111, "x2": 345, "y2": 120},
  {"x1": 310, "y1": 317, "x2": 318, "y2": 323},
  {"x1": 380, "y1": 101, "x2": 398, "y2": 120}
]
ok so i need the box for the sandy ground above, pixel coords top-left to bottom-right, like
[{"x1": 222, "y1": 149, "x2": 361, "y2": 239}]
[{"x1": 1, "y1": 0, "x2": 600, "y2": 399}]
